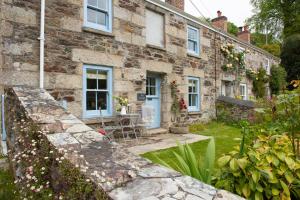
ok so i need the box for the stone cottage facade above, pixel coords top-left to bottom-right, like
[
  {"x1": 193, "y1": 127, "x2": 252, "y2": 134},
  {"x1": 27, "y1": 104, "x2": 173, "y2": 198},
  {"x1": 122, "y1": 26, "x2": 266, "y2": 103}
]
[{"x1": 0, "y1": 0, "x2": 279, "y2": 130}]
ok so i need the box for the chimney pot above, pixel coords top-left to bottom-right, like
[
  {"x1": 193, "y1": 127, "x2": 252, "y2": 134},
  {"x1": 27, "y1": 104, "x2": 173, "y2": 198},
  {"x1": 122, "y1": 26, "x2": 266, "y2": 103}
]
[
  {"x1": 238, "y1": 25, "x2": 251, "y2": 43},
  {"x1": 211, "y1": 10, "x2": 228, "y2": 32},
  {"x1": 244, "y1": 25, "x2": 249, "y2": 32}
]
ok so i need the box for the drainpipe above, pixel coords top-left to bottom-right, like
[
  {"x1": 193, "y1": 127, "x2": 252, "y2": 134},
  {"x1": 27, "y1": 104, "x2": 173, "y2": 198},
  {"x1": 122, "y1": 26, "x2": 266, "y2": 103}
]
[
  {"x1": 214, "y1": 32, "x2": 218, "y2": 118},
  {"x1": 1, "y1": 94, "x2": 6, "y2": 141},
  {"x1": 39, "y1": 0, "x2": 45, "y2": 89}
]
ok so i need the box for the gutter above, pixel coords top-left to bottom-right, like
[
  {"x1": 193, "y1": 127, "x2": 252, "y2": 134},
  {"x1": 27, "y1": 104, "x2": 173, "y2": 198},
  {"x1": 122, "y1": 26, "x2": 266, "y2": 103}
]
[
  {"x1": 145, "y1": 0, "x2": 279, "y2": 61},
  {"x1": 38, "y1": 0, "x2": 45, "y2": 89}
]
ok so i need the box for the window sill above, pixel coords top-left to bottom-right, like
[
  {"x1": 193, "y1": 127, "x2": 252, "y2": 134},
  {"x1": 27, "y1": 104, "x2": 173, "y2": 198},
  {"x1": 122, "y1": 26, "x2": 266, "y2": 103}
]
[
  {"x1": 82, "y1": 116, "x2": 115, "y2": 125},
  {"x1": 146, "y1": 44, "x2": 166, "y2": 51},
  {"x1": 187, "y1": 53, "x2": 201, "y2": 59},
  {"x1": 188, "y1": 111, "x2": 201, "y2": 115},
  {"x1": 82, "y1": 26, "x2": 114, "y2": 37}
]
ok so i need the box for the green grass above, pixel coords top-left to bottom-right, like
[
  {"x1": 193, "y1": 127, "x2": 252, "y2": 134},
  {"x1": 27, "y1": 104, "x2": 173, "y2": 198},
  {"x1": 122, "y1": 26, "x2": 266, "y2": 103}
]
[
  {"x1": 141, "y1": 121, "x2": 242, "y2": 170},
  {"x1": 0, "y1": 167, "x2": 18, "y2": 200}
]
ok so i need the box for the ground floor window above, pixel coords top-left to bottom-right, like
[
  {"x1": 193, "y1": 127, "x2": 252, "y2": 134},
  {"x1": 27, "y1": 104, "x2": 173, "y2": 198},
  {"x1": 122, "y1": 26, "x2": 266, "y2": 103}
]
[
  {"x1": 188, "y1": 77, "x2": 200, "y2": 112},
  {"x1": 221, "y1": 80, "x2": 233, "y2": 97},
  {"x1": 83, "y1": 65, "x2": 112, "y2": 118},
  {"x1": 239, "y1": 83, "x2": 247, "y2": 100}
]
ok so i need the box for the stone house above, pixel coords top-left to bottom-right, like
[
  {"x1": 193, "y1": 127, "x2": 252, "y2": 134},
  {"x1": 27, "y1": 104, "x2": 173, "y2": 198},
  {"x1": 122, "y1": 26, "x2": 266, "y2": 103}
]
[{"x1": 0, "y1": 0, "x2": 279, "y2": 131}]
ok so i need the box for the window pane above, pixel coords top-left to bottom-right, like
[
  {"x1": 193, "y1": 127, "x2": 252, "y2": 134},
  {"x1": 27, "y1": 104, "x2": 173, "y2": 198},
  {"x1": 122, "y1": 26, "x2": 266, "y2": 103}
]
[
  {"x1": 190, "y1": 94, "x2": 197, "y2": 106},
  {"x1": 97, "y1": 70, "x2": 107, "y2": 89},
  {"x1": 97, "y1": 11, "x2": 106, "y2": 26},
  {"x1": 150, "y1": 87, "x2": 156, "y2": 96},
  {"x1": 88, "y1": 0, "x2": 97, "y2": 7},
  {"x1": 188, "y1": 28, "x2": 197, "y2": 40},
  {"x1": 98, "y1": 0, "x2": 107, "y2": 10},
  {"x1": 189, "y1": 94, "x2": 192, "y2": 106},
  {"x1": 97, "y1": 91, "x2": 107, "y2": 110},
  {"x1": 86, "y1": 69, "x2": 97, "y2": 89},
  {"x1": 87, "y1": 8, "x2": 98, "y2": 24},
  {"x1": 188, "y1": 40, "x2": 197, "y2": 52},
  {"x1": 146, "y1": 86, "x2": 149, "y2": 95},
  {"x1": 86, "y1": 91, "x2": 97, "y2": 110},
  {"x1": 150, "y1": 78, "x2": 156, "y2": 87},
  {"x1": 87, "y1": 79, "x2": 97, "y2": 89}
]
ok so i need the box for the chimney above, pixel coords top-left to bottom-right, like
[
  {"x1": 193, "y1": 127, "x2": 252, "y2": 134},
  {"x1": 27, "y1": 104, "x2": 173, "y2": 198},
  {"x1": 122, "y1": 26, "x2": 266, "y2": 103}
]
[
  {"x1": 237, "y1": 25, "x2": 251, "y2": 43},
  {"x1": 165, "y1": 0, "x2": 185, "y2": 11},
  {"x1": 211, "y1": 11, "x2": 228, "y2": 32}
]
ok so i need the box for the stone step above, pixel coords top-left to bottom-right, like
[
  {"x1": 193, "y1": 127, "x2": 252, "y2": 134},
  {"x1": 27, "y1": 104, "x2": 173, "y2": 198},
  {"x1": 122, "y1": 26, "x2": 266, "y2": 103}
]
[{"x1": 146, "y1": 128, "x2": 168, "y2": 136}]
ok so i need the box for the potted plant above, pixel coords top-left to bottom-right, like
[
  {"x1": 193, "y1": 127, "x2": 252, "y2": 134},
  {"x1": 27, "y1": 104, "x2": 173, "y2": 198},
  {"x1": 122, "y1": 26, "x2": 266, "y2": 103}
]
[{"x1": 113, "y1": 96, "x2": 129, "y2": 115}]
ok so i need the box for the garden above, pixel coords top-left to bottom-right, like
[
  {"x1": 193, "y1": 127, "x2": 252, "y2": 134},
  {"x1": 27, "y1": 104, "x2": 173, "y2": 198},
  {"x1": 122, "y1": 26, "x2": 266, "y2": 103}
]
[{"x1": 143, "y1": 81, "x2": 300, "y2": 200}]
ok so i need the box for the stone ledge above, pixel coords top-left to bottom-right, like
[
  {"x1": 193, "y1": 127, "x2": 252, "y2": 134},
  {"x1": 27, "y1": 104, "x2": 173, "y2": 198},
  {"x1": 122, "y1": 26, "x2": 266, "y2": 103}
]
[
  {"x1": 5, "y1": 86, "x2": 244, "y2": 200},
  {"x1": 82, "y1": 26, "x2": 115, "y2": 37}
]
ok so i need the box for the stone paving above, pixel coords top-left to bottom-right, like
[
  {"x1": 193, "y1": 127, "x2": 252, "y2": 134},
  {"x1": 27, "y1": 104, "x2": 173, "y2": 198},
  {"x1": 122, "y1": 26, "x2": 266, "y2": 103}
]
[
  {"x1": 118, "y1": 134, "x2": 210, "y2": 155},
  {"x1": 5, "y1": 87, "x2": 244, "y2": 200}
]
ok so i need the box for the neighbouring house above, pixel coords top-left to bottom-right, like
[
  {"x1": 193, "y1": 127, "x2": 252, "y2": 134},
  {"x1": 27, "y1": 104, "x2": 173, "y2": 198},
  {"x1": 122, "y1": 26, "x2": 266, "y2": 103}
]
[{"x1": 0, "y1": 0, "x2": 279, "y2": 133}]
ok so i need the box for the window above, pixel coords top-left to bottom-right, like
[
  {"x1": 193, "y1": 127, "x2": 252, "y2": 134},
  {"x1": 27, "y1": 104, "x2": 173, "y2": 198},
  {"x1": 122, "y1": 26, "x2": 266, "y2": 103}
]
[
  {"x1": 83, "y1": 65, "x2": 112, "y2": 118},
  {"x1": 146, "y1": 9, "x2": 164, "y2": 48},
  {"x1": 240, "y1": 83, "x2": 247, "y2": 100},
  {"x1": 264, "y1": 58, "x2": 270, "y2": 75},
  {"x1": 187, "y1": 25, "x2": 200, "y2": 55},
  {"x1": 188, "y1": 77, "x2": 200, "y2": 111},
  {"x1": 221, "y1": 81, "x2": 233, "y2": 97},
  {"x1": 146, "y1": 77, "x2": 157, "y2": 96},
  {"x1": 84, "y1": 0, "x2": 112, "y2": 32}
]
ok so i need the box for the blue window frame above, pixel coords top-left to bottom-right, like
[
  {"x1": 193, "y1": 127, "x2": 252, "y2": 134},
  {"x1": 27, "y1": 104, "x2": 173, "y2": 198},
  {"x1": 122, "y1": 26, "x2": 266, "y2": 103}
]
[
  {"x1": 187, "y1": 25, "x2": 200, "y2": 55},
  {"x1": 83, "y1": 65, "x2": 113, "y2": 118},
  {"x1": 84, "y1": 0, "x2": 112, "y2": 32},
  {"x1": 188, "y1": 77, "x2": 200, "y2": 112}
]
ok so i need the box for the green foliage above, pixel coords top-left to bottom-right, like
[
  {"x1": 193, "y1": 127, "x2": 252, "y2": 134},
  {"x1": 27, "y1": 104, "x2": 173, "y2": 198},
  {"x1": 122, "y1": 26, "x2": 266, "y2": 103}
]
[
  {"x1": 248, "y1": 0, "x2": 300, "y2": 38},
  {"x1": 188, "y1": 123, "x2": 205, "y2": 133},
  {"x1": 270, "y1": 65, "x2": 287, "y2": 95},
  {"x1": 281, "y1": 34, "x2": 300, "y2": 82},
  {"x1": 220, "y1": 43, "x2": 246, "y2": 72},
  {"x1": 215, "y1": 134, "x2": 300, "y2": 200},
  {"x1": 252, "y1": 67, "x2": 269, "y2": 98},
  {"x1": 227, "y1": 22, "x2": 238, "y2": 36},
  {"x1": 0, "y1": 168, "x2": 19, "y2": 199},
  {"x1": 250, "y1": 32, "x2": 281, "y2": 57},
  {"x1": 156, "y1": 138, "x2": 215, "y2": 184}
]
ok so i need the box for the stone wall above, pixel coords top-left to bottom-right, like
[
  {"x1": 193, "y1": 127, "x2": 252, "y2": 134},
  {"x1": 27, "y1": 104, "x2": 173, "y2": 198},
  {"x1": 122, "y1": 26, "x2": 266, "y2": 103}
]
[
  {"x1": 216, "y1": 96, "x2": 255, "y2": 123},
  {"x1": 4, "y1": 86, "x2": 244, "y2": 200},
  {"x1": 0, "y1": 0, "x2": 280, "y2": 127}
]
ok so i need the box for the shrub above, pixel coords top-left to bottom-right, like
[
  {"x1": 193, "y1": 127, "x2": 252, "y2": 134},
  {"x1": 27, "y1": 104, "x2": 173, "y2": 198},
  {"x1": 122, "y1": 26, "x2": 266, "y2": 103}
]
[
  {"x1": 156, "y1": 138, "x2": 215, "y2": 184},
  {"x1": 215, "y1": 135, "x2": 300, "y2": 200},
  {"x1": 270, "y1": 65, "x2": 287, "y2": 95},
  {"x1": 253, "y1": 67, "x2": 269, "y2": 98}
]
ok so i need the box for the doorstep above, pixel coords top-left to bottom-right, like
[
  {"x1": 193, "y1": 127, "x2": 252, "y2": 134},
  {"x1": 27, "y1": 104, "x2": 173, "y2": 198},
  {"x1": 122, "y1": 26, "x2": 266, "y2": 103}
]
[{"x1": 146, "y1": 128, "x2": 168, "y2": 136}]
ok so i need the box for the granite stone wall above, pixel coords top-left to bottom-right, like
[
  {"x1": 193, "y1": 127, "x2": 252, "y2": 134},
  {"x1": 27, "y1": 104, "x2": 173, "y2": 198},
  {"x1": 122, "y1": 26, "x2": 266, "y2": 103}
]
[
  {"x1": 4, "y1": 86, "x2": 245, "y2": 200},
  {"x1": 0, "y1": 0, "x2": 280, "y2": 127}
]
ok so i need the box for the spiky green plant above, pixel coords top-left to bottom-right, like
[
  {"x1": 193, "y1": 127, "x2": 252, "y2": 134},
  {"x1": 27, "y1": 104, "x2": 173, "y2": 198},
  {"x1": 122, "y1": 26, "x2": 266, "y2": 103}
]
[{"x1": 156, "y1": 138, "x2": 215, "y2": 184}]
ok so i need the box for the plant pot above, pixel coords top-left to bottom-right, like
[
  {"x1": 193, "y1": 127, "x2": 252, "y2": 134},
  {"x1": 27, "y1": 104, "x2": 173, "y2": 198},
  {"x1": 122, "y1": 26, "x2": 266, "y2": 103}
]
[
  {"x1": 169, "y1": 126, "x2": 189, "y2": 134},
  {"x1": 120, "y1": 106, "x2": 127, "y2": 115}
]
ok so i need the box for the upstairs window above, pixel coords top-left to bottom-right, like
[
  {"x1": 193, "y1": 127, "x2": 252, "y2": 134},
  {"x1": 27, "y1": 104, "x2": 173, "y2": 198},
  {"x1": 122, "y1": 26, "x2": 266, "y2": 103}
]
[
  {"x1": 146, "y1": 9, "x2": 165, "y2": 48},
  {"x1": 83, "y1": 65, "x2": 112, "y2": 118},
  {"x1": 240, "y1": 83, "x2": 247, "y2": 100},
  {"x1": 84, "y1": 0, "x2": 112, "y2": 32},
  {"x1": 187, "y1": 25, "x2": 200, "y2": 55},
  {"x1": 188, "y1": 77, "x2": 200, "y2": 112}
]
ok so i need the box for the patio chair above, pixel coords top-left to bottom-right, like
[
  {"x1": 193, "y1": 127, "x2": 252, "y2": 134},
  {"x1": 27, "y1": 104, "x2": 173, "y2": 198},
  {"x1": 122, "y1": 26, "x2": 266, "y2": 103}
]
[
  {"x1": 98, "y1": 108, "x2": 118, "y2": 143},
  {"x1": 132, "y1": 113, "x2": 147, "y2": 137}
]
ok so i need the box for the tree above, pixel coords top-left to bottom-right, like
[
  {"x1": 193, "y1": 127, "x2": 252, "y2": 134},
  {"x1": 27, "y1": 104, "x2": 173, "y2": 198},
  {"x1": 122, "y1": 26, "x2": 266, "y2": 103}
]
[
  {"x1": 249, "y1": 0, "x2": 300, "y2": 39},
  {"x1": 250, "y1": 32, "x2": 281, "y2": 56},
  {"x1": 227, "y1": 22, "x2": 238, "y2": 36},
  {"x1": 260, "y1": 44, "x2": 281, "y2": 57},
  {"x1": 281, "y1": 34, "x2": 300, "y2": 82},
  {"x1": 269, "y1": 65, "x2": 287, "y2": 94}
]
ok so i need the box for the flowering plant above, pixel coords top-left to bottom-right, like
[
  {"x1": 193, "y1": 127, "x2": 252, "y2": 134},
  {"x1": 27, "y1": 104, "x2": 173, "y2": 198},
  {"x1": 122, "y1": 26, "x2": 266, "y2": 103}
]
[
  {"x1": 113, "y1": 96, "x2": 129, "y2": 106},
  {"x1": 220, "y1": 43, "x2": 247, "y2": 72}
]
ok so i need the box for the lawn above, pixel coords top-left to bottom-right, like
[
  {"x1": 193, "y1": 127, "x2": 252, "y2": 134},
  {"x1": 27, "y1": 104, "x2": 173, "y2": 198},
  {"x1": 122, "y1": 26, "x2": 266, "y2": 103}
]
[
  {"x1": 0, "y1": 168, "x2": 18, "y2": 199},
  {"x1": 141, "y1": 121, "x2": 242, "y2": 170}
]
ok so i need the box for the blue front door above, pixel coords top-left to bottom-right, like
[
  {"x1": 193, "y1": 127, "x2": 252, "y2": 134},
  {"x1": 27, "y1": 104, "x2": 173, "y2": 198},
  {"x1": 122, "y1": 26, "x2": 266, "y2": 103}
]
[{"x1": 146, "y1": 75, "x2": 161, "y2": 129}]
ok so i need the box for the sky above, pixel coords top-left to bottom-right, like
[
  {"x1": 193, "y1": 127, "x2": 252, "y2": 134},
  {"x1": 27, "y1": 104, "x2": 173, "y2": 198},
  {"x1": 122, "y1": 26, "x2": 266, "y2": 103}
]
[{"x1": 184, "y1": 0, "x2": 254, "y2": 27}]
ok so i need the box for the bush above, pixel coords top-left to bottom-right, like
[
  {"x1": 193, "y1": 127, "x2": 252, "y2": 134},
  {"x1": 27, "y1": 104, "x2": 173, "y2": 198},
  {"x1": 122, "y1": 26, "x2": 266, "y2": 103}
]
[
  {"x1": 253, "y1": 68, "x2": 269, "y2": 98},
  {"x1": 270, "y1": 65, "x2": 287, "y2": 95},
  {"x1": 281, "y1": 34, "x2": 300, "y2": 82},
  {"x1": 215, "y1": 135, "x2": 300, "y2": 200}
]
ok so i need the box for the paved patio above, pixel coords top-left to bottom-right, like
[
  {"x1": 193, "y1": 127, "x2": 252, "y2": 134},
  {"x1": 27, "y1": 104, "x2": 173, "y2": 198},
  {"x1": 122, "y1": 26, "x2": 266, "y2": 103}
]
[{"x1": 118, "y1": 133, "x2": 210, "y2": 155}]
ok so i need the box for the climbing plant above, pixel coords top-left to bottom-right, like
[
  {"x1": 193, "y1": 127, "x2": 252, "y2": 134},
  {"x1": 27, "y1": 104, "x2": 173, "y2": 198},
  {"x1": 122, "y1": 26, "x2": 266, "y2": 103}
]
[
  {"x1": 220, "y1": 43, "x2": 247, "y2": 72},
  {"x1": 252, "y1": 68, "x2": 269, "y2": 98},
  {"x1": 170, "y1": 80, "x2": 187, "y2": 122}
]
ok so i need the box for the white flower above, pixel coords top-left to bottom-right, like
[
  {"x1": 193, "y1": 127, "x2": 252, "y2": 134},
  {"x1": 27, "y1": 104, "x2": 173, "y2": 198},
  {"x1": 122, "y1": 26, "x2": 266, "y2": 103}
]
[
  {"x1": 59, "y1": 195, "x2": 63, "y2": 200},
  {"x1": 48, "y1": 193, "x2": 52, "y2": 197},
  {"x1": 30, "y1": 186, "x2": 35, "y2": 190},
  {"x1": 79, "y1": 155, "x2": 84, "y2": 158},
  {"x1": 44, "y1": 157, "x2": 49, "y2": 160},
  {"x1": 41, "y1": 167, "x2": 45, "y2": 171},
  {"x1": 86, "y1": 179, "x2": 90, "y2": 182},
  {"x1": 56, "y1": 158, "x2": 59, "y2": 161},
  {"x1": 60, "y1": 157, "x2": 64, "y2": 160},
  {"x1": 49, "y1": 151, "x2": 53, "y2": 154}
]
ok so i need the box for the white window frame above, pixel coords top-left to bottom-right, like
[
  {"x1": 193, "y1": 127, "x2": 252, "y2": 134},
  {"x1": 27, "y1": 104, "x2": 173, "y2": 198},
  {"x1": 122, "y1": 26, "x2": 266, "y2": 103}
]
[
  {"x1": 265, "y1": 58, "x2": 270, "y2": 75},
  {"x1": 187, "y1": 25, "x2": 200, "y2": 55},
  {"x1": 82, "y1": 65, "x2": 113, "y2": 118},
  {"x1": 84, "y1": 0, "x2": 112, "y2": 32},
  {"x1": 239, "y1": 83, "x2": 247, "y2": 100},
  {"x1": 188, "y1": 77, "x2": 200, "y2": 112}
]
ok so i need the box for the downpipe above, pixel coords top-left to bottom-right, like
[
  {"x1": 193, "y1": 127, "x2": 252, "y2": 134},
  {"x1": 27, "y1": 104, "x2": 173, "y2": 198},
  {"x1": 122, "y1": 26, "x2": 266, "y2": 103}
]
[
  {"x1": 39, "y1": 0, "x2": 45, "y2": 89},
  {"x1": 1, "y1": 94, "x2": 6, "y2": 141}
]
